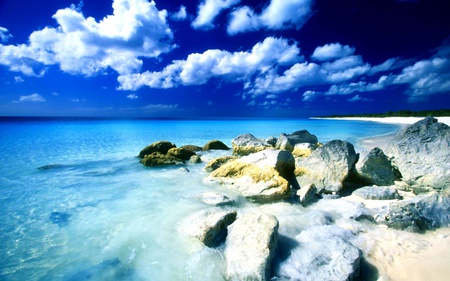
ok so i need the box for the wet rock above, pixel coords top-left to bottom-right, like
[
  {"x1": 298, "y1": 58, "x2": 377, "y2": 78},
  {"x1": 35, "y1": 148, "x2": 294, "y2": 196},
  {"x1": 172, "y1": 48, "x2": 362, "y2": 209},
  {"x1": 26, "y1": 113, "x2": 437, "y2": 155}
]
[
  {"x1": 204, "y1": 156, "x2": 239, "y2": 172},
  {"x1": 355, "y1": 147, "x2": 401, "y2": 186},
  {"x1": 189, "y1": 155, "x2": 202, "y2": 164},
  {"x1": 180, "y1": 144, "x2": 203, "y2": 152},
  {"x1": 225, "y1": 213, "x2": 279, "y2": 281},
  {"x1": 202, "y1": 140, "x2": 230, "y2": 151},
  {"x1": 198, "y1": 192, "x2": 236, "y2": 206},
  {"x1": 296, "y1": 140, "x2": 358, "y2": 193},
  {"x1": 167, "y1": 147, "x2": 196, "y2": 161},
  {"x1": 205, "y1": 150, "x2": 295, "y2": 203},
  {"x1": 374, "y1": 192, "x2": 450, "y2": 232},
  {"x1": 265, "y1": 136, "x2": 278, "y2": 147},
  {"x1": 178, "y1": 208, "x2": 237, "y2": 247},
  {"x1": 352, "y1": 185, "x2": 401, "y2": 200},
  {"x1": 386, "y1": 117, "x2": 450, "y2": 188},
  {"x1": 297, "y1": 183, "x2": 317, "y2": 206},
  {"x1": 232, "y1": 134, "x2": 272, "y2": 156},
  {"x1": 138, "y1": 141, "x2": 176, "y2": 158},
  {"x1": 140, "y1": 152, "x2": 183, "y2": 166}
]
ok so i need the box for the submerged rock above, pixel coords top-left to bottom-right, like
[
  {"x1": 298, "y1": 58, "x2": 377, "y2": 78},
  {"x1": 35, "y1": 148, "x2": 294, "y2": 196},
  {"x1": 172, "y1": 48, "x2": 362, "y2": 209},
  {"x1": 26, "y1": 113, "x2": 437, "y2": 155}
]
[
  {"x1": 206, "y1": 150, "x2": 295, "y2": 202},
  {"x1": 386, "y1": 117, "x2": 450, "y2": 188},
  {"x1": 232, "y1": 134, "x2": 272, "y2": 156},
  {"x1": 138, "y1": 141, "x2": 176, "y2": 158},
  {"x1": 355, "y1": 147, "x2": 401, "y2": 186},
  {"x1": 225, "y1": 213, "x2": 279, "y2": 281},
  {"x1": 296, "y1": 140, "x2": 358, "y2": 193},
  {"x1": 203, "y1": 140, "x2": 230, "y2": 151},
  {"x1": 178, "y1": 208, "x2": 237, "y2": 247},
  {"x1": 49, "y1": 211, "x2": 71, "y2": 227},
  {"x1": 374, "y1": 192, "x2": 450, "y2": 232},
  {"x1": 352, "y1": 185, "x2": 401, "y2": 200}
]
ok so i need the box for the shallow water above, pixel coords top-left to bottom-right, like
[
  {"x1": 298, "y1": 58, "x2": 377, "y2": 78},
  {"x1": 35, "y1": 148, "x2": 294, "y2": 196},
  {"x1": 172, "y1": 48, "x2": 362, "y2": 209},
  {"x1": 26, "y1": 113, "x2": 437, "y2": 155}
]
[{"x1": 0, "y1": 118, "x2": 401, "y2": 280}]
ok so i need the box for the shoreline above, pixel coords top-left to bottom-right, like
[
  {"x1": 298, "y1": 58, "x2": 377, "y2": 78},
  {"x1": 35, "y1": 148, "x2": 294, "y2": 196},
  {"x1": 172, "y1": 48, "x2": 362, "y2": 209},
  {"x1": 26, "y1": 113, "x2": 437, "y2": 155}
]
[{"x1": 312, "y1": 116, "x2": 450, "y2": 126}]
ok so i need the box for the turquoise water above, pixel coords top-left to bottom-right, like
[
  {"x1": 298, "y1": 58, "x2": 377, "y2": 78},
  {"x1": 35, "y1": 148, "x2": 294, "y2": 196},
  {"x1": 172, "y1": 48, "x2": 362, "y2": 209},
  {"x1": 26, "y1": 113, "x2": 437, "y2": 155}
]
[{"x1": 0, "y1": 118, "x2": 400, "y2": 280}]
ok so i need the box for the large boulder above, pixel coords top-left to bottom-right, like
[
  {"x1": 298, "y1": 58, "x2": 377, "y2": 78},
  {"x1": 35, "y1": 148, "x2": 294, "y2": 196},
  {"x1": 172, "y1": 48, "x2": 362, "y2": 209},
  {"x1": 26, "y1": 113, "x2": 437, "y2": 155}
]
[
  {"x1": 166, "y1": 147, "x2": 196, "y2": 161},
  {"x1": 205, "y1": 150, "x2": 295, "y2": 202},
  {"x1": 224, "y1": 213, "x2": 279, "y2": 281},
  {"x1": 203, "y1": 140, "x2": 230, "y2": 151},
  {"x1": 178, "y1": 208, "x2": 237, "y2": 247},
  {"x1": 275, "y1": 225, "x2": 361, "y2": 281},
  {"x1": 386, "y1": 117, "x2": 450, "y2": 188},
  {"x1": 276, "y1": 130, "x2": 319, "y2": 157},
  {"x1": 352, "y1": 185, "x2": 401, "y2": 200},
  {"x1": 138, "y1": 141, "x2": 176, "y2": 158},
  {"x1": 355, "y1": 147, "x2": 401, "y2": 186},
  {"x1": 232, "y1": 134, "x2": 272, "y2": 156},
  {"x1": 140, "y1": 152, "x2": 183, "y2": 166},
  {"x1": 296, "y1": 140, "x2": 359, "y2": 193},
  {"x1": 374, "y1": 192, "x2": 450, "y2": 232}
]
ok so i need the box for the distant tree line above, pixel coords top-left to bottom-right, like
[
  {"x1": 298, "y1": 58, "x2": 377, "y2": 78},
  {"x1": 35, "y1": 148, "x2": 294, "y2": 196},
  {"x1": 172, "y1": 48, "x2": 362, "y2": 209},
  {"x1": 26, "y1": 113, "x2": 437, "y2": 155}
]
[{"x1": 319, "y1": 109, "x2": 450, "y2": 118}]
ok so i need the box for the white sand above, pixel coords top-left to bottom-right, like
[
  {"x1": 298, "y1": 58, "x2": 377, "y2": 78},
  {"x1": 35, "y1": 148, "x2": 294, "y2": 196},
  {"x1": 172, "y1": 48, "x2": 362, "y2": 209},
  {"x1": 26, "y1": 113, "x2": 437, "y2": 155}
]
[{"x1": 319, "y1": 116, "x2": 450, "y2": 126}]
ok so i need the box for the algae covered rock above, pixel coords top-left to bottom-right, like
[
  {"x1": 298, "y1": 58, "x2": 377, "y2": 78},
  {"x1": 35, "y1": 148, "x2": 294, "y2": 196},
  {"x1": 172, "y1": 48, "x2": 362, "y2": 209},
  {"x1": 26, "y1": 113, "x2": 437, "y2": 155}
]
[
  {"x1": 167, "y1": 147, "x2": 196, "y2": 161},
  {"x1": 140, "y1": 152, "x2": 183, "y2": 166},
  {"x1": 203, "y1": 140, "x2": 230, "y2": 151},
  {"x1": 206, "y1": 150, "x2": 295, "y2": 202},
  {"x1": 224, "y1": 213, "x2": 279, "y2": 281},
  {"x1": 204, "y1": 156, "x2": 239, "y2": 172},
  {"x1": 138, "y1": 141, "x2": 176, "y2": 158},
  {"x1": 232, "y1": 134, "x2": 272, "y2": 156}
]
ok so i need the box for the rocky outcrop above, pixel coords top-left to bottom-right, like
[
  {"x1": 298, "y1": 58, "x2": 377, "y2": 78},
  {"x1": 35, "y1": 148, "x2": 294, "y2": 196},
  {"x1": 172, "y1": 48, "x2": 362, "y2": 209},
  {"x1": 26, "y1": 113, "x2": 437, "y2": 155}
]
[
  {"x1": 295, "y1": 140, "x2": 359, "y2": 193},
  {"x1": 355, "y1": 147, "x2": 401, "y2": 186},
  {"x1": 178, "y1": 208, "x2": 237, "y2": 247},
  {"x1": 374, "y1": 192, "x2": 450, "y2": 232},
  {"x1": 232, "y1": 134, "x2": 272, "y2": 156},
  {"x1": 204, "y1": 156, "x2": 239, "y2": 172},
  {"x1": 224, "y1": 213, "x2": 279, "y2": 281},
  {"x1": 352, "y1": 185, "x2": 401, "y2": 200},
  {"x1": 276, "y1": 130, "x2": 319, "y2": 157},
  {"x1": 140, "y1": 152, "x2": 184, "y2": 166},
  {"x1": 275, "y1": 225, "x2": 361, "y2": 281},
  {"x1": 206, "y1": 150, "x2": 295, "y2": 202},
  {"x1": 202, "y1": 140, "x2": 230, "y2": 151},
  {"x1": 138, "y1": 141, "x2": 176, "y2": 158},
  {"x1": 386, "y1": 117, "x2": 450, "y2": 188},
  {"x1": 297, "y1": 183, "x2": 317, "y2": 206}
]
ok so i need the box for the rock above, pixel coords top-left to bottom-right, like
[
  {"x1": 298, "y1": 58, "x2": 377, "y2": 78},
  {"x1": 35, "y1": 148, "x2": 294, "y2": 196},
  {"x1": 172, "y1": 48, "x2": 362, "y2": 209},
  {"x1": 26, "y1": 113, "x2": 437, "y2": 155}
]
[
  {"x1": 275, "y1": 225, "x2": 361, "y2": 281},
  {"x1": 178, "y1": 208, "x2": 237, "y2": 247},
  {"x1": 355, "y1": 147, "x2": 401, "y2": 186},
  {"x1": 224, "y1": 213, "x2": 279, "y2": 281},
  {"x1": 265, "y1": 136, "x2": 278, "y2": 147},
  {"x1": 204, "y1": 156, "x2": 239, "y2": 172},
  {"x1": 198, "y1": 192, "x2": 236, "y2": 206},
  {"x1": 206, "y1": 150, "x2": 295, "y2": 202},
  {"x1": 292, "y1": 142, "x2": 316, "y2": 158},
  {"x1": 352, "y1": 185, "x2": 401, "y2": 200},
  {"x1": 232, "y1": 134, "x2": 272, "y2": 156},
  {"x1": 275, "y1": 130, "x2": 318, "y2": 153},
  {"x1": 296, "y1": 140, "x2": 359, "y2": 193},
  {"x1": 180, "y1": 144, "x2": 203, "y2": 152},
  {"x1": 167, "y1": 147, "x2": 196, "y2": 161},
  {"x1": 138, "y1": 141, "x2": 176, "y2": 158},
  {"x1": 297, "y1": 184, "x2": 317, "y2": 206},
  {"x1": 386, "y1": 117, "x2": 450, "y2": 188},
  {"x1": 202, "y1": 140, "x2": 230, "y2": 151},
  {"x1": 140, "y1": 152, "x2": 183, "y2": 166},
  {"x1": 189, "y1": 155, "x2": 202, "y2": 164},
  {"x1": 374, "y1": 192, "x2": 450, "y2": 232}
]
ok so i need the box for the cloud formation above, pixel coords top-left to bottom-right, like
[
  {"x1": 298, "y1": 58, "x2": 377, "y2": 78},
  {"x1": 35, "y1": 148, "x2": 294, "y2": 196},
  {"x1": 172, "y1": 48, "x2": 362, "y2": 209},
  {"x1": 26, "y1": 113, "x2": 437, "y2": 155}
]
[
  {"x1": 192, "y1": 0, "x2": 240, "y2": 30},
  {"x1": 227, "y1": 0, "x2": 313, "y2": 35},
  {"x1": 15, "y1": 93, "x2": 46, "y2": 103},
  {"x1": 0, "y1": 27, "x2": 13, "y2": 42},
  {"x1": 311, "y1": 43, "x2": 355, "y2": 62},
  {"x1": 0, "y1": 0, "x2": 174, "y2": 77}
]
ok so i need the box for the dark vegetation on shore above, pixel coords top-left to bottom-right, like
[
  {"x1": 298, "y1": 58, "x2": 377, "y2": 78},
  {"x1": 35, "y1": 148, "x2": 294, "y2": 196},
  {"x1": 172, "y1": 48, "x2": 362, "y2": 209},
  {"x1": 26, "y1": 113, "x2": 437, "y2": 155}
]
[{"x1": 317, "y1": 109, "x2": 450, "y2": 118}]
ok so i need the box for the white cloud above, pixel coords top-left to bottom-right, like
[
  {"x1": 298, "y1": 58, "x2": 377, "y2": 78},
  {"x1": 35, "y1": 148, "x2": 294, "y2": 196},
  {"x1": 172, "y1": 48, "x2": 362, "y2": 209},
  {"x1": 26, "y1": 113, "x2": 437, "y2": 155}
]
[
  {"x1": 311, "y1": 43, "x2": 355, "y2": 62},
  {"x1": 227, "y1": 0, "x2": 313, "y2": 35},
  {"x1": 118, "y1": 37, "x2": 303, "y2": 90},
  {"x1": 347, "y1": 94, "x2": 372, "y2": 102},
  {"x1": 127, "y1": 93, "x2": 139, "y2": 99},
  {"x1": 192, "y1": 0, "x2": 240, "y2": 30},
  {"x1": 14, "y1": 76, "x2": 24, "y2": 83},
  {"x1": 302, "y1": 90, "x2": 320, "y2": 101},
  {"x1": 16, "y1": 93, "x2": 46, "y2": 102},
  {"x1": 144, "y1": 103, "x2": 178, "y2": 110},
  {"x1": 171, "y1": 5, "x2": 187, "y2": 21},
  {"x1": 0, "y1": 27, "x2": 13, "y2": 42},
  {"x1": 0, "y1": 0, "x2": 174, "y2": 77}
]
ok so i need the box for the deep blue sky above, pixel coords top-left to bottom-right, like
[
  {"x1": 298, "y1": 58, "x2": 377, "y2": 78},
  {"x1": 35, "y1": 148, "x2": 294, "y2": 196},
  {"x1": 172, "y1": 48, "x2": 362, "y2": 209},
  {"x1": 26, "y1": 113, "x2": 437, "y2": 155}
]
[{"x1": 0, "y1": 0, "x2": 449, "y2": 117}]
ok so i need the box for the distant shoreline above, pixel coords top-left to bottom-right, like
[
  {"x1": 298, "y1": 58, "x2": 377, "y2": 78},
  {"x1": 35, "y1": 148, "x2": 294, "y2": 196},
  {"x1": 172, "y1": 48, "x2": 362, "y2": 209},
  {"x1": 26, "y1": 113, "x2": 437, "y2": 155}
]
[{"x1": 312, "y1": 116, "x2": 450, "y2": 126}]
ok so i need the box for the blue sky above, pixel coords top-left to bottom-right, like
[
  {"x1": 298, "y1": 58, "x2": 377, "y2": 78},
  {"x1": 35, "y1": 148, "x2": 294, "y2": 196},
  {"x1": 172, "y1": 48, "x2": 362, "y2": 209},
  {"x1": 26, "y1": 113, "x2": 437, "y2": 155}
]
[{"x1": 0, "y1": 0, "x2": 449, "y2": 117}]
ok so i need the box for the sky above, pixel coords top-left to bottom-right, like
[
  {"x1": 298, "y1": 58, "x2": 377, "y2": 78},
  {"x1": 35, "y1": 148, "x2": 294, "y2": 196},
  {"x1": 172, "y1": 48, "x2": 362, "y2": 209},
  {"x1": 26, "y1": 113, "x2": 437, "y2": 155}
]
[{"x1": 0, "y1": 0, "x2": 449, "y2": 118}]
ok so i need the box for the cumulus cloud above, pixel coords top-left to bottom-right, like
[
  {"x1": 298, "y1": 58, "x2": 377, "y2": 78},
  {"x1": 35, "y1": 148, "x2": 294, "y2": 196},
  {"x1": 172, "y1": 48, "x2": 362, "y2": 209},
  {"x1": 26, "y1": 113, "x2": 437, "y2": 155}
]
[
  {"x1": 0, "y1": 0, "x2": 174, "y2": 77},
  {"x1": 15, "y1": 93, "x2": 46, "y2": 102},
  {"x1": 0, "y1": 27, "x2": 13, "y2": 42},
  {"x1": 127, "y1": 93, "x2": 139, "y2": 99},
  {"x1": 171, "y1": 5, "x2": 187, "y2": 21},
  {"x1": 347, "y1": 94, "x2": 372, "y2": 102},
  {"x1": 118, "y1": 37, "x2": 303, "y2": 90},
  {"x1": 311, "y1": 43, "x2": 355, "y2": 62},
  {"x1": 227, "y1": 0, "x2": 313, "y2": 35},
  {"x1": 192, "y1": 0, "x2": 240, "y2": 30}
]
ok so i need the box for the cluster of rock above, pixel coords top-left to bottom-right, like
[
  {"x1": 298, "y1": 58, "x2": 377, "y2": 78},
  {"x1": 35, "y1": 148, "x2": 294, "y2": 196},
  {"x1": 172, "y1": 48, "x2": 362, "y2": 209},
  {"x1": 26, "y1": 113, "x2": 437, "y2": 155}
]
[{"x1": 139, "y1": 117, "x2": 450, "y2": 280}]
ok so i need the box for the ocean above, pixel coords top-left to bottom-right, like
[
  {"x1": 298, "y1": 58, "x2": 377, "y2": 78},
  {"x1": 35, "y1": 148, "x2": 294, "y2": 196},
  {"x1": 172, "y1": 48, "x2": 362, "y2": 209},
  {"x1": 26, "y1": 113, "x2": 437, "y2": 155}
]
[{"x1": 0, "y1": 117, "x2": 400, "y2": 280}]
